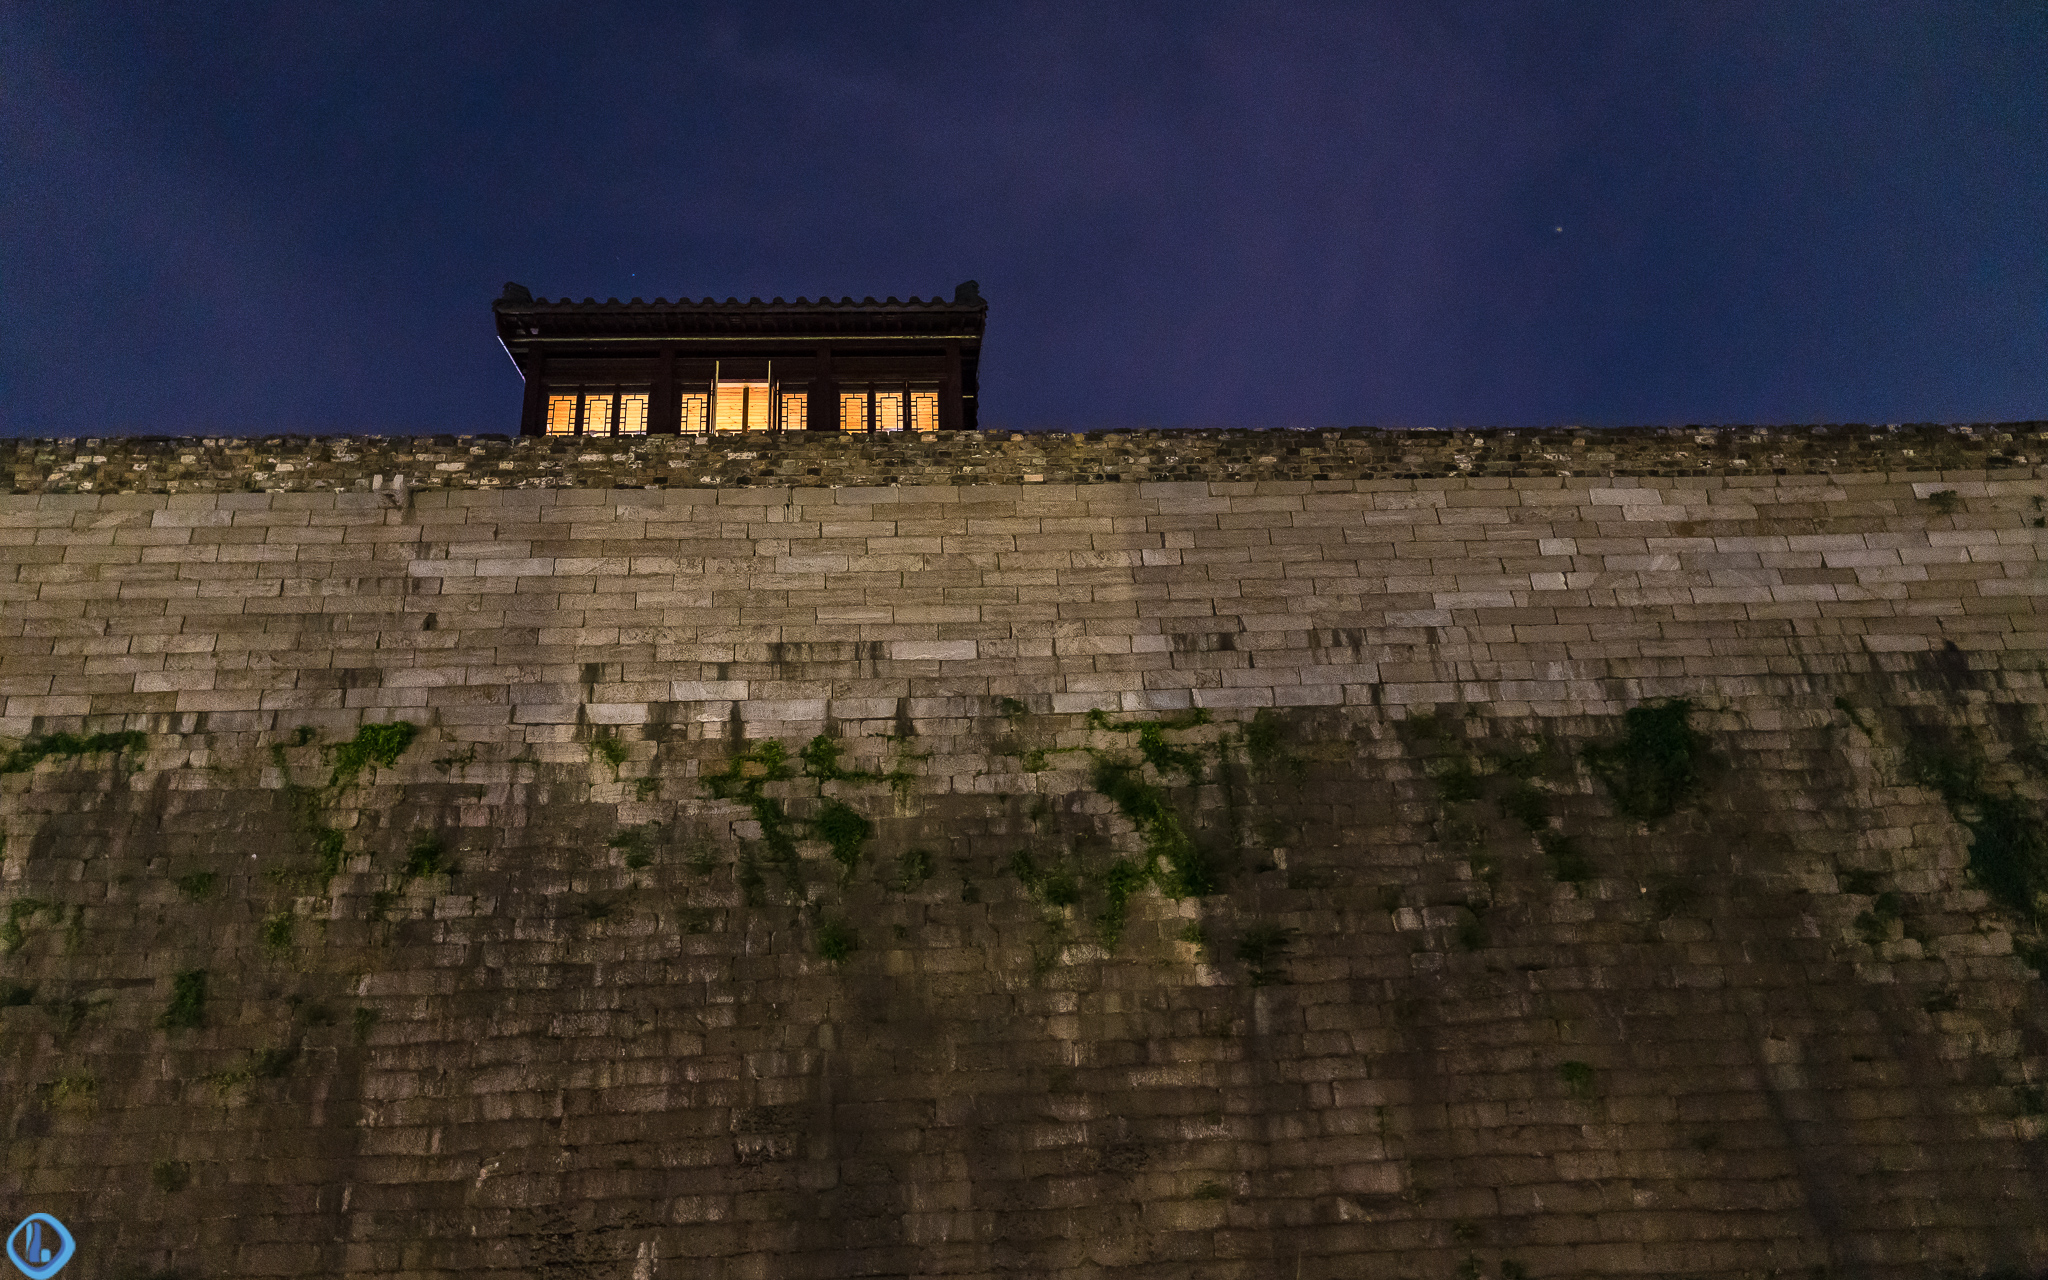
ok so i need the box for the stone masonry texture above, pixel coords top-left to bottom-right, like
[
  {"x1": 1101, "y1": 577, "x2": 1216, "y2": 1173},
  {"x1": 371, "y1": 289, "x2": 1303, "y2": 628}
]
[{"x1": 1, "y1": 428, "x2": 2046, "y2": 1280}]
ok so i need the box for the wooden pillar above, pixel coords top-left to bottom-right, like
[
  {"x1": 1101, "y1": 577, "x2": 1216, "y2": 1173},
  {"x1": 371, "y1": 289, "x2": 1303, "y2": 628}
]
[
  {"x1": 807, "y1": 345, "x2": 838, "y2": 431},
  {"x1": 939, "y1": 341, "x2": 963, "y2": 432},
  {"x1": 518, "y1": 350, "x2": 548, "y2": 437},
  {"x1": 962, "y1": 346, "x2": 978, "y2": 432},
  {"x1": 652, "y1": 346, "x2": 679, "y2": 434}
]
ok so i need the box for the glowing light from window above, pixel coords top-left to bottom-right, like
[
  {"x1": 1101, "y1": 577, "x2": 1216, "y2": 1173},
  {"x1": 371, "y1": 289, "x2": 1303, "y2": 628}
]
[
  {"x1": 680, "y1": 393, "x2": 708, "y2": 433},
  {"x1": 617, "y1": 393, "x2": 648, "y2": 435},
  {"x1": 874, "y1": 390, "x2": 904, "y2": 432},
  {"x1": 839, "y1": 392, "x2": 869, "y2": 432},
  {"x1": 715, "y1": 381, "x2": 770, "y2": 433}
]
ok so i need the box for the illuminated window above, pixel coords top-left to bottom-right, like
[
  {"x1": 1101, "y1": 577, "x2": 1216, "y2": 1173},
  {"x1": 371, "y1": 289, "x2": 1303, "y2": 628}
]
[
  {"x1": 910, "y1": 390, "x2": 939, "y2": 433},
  {"x1": 840, "y1": 391, "x2": 869, "y2": 433},
  {"x1": 874, "y1": 390, "x2": 905, "y2": 432},
  {"x1": 546, "y1": 394, "x2": 578, "y2": 436},
  {"x1": 714, "y1": 381, "x2": 770, "y2": 433},
  {"x1": 617, "y1": 392, "x2": 648, "y2": 436},
  {"x1": 584, "y1": 393, "x2": 615, "y2": 436},
  {"x1": 780, "y1": 392, "x2": 807, "y2": 432},
  {"x1": 679, "y1": 393, "x2": 708, "y2": 434}
]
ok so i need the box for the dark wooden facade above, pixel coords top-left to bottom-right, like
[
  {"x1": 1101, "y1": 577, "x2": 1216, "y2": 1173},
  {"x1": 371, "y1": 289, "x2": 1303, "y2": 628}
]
[{"x1": 493, "y1": 283, "x2": 986, "y2": 437}]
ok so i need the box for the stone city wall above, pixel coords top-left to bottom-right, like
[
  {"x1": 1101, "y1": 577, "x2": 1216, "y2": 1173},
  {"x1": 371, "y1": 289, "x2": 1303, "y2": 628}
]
[{"x1": 1, "y1": 436, "x2": 2046, "y2": 1279}]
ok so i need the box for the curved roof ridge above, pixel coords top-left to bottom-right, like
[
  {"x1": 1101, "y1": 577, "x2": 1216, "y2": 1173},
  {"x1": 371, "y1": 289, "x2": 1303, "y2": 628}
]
[{"x1": 491, "y1": 289, "x2": 986, "y2": 314}]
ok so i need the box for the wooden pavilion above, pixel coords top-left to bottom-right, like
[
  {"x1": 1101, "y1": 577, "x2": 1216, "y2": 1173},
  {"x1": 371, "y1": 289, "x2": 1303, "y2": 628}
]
[{"x1": 493, "y1": 282, "x2": 985, "y2": 437}]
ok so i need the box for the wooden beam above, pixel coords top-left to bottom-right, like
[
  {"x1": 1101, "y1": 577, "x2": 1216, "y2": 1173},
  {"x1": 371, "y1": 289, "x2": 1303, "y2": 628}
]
[
  {"x1": 807, "y1": 346, "x2": 839, "y2": 431},
  {"x1": 518, "y1": 350, "x2": 547, "y2": 437},
  {"x1": 939, "y1": 341, "x2": 963, "y2": 431},
  {"x1": 652, "y1": 346, "x2": 679, "y2": 434}
]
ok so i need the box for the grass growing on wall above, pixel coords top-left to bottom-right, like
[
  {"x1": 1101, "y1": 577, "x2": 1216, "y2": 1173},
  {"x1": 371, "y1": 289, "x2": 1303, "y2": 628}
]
[
  {"x1": 260, "y1": 912, "x2": 294, "y2": 952},
  {"x1": 814, "y1": 800, "x2": 873, "y2": 876},
  {"x1": 703, "y1": 740, "x2": 803, "y2": 882},
  {"x1": 1835, "y1": 702, "x2": 2048, "y2": 969},
  {"x1": 608, "y1": 823, "x2": 659, "y2": 870},
  {"x1": 1083, "y1": 707, "x2": 1219, "y2": 914},
  {"x1": 1558, "y1": 1060, "x2": 1597, "y2": 1100},
  {"x1": 277, "y1": 774, "x2": 347, "y2": 877},
  {"x1": 1242, "y1": 707, "x2": 1309, "y2": 785},
  {"x1": 0, "y1": 730, "x2": 147, "y2": 774},
  {"x1": 2, "y1": 899, "x2": 59, "y2": 953},
  {"x1": 1429, "y1": 754, "x2": 1483, "y2": 804},
  {"x1": 800, "y1": 733, "x2": 917, "y2": 797},
  {"x1": 1096, "y1": 858, "x2": 1150, "y2": 949},
  {"x1": 1089, "y1": 754, "x2": 1215, "y2": 894},
  {"x1": 1010, "y1": 851, "x2": 1081, "y2": 907},
  {"x1": 160, "y1": 969, "x2": 207, "y2": 1030},
  {"x1": 589, "y1": 732, "x2": 629, "y2": 779},
  {"x1": 48, "y1": 1072, "x2": 97, "y2": 1111},
  {"x1": 150, "y1": 1160, "x2": 191, "y2": 1193},
  {"x1": 1901, "y1": 731, "x2": 2048, "y2": 929},
  {"x1": 401, "y1": 832, "x2": 456, "y2": 881},
  {"x1": 1581, "y1": 699, "x2": 1712, "y2": 825},
  {"x1": 324, "y1": 722, "x2": 418, "y2": 787},
  {"x1": 992, "y1": 707, "x2": 1232, "y2": 950},
  {"x1": 816, "y1": 918, "x2": 857, "y2": 963},
  {"x1": 895, "y1": 847, "x2": 935, "y2": 890},
  {"x1": 704, "y1": 737, "x2": 885, "y2": 893}
]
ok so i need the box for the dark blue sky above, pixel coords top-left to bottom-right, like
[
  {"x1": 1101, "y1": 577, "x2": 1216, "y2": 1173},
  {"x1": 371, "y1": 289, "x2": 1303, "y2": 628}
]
[{"x1": 4, "y1": 2, "x2": 2043, "y2": 437}]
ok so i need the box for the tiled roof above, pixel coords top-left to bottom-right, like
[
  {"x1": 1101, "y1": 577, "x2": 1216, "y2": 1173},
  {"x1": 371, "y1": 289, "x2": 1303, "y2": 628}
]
[
  {"x1": 493, "y1": 282, "x2": 986, "y2": 344},
  {"x1": 494, "y1": 282, "x2": 984, "y2": 312}
]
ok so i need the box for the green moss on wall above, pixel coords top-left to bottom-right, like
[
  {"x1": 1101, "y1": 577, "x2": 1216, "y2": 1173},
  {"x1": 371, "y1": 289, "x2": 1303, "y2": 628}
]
[
  {"x1": 160, "y1": 969, "x2": 207, "y2": 1030},
  {"x1": 814, "y1": 800, "x2": 873, "y2": 876},
  {"x1": 704, "y1": 737, "x2": 885, "y2": 893},
  {"x1": 1582, "y1": 699, "x2": 1712, "y2": 826},
  {"x1": 1, "y1": 730, "x2": 147, "y2": 774},
  {"x1": 2, "y1": 898, "x2": 59, "y2": 953},
  {"x1": 323, "y1": 722, "x2": 419, "y2": 787},
  {"x1": 1901, "y1": 731, "x2": 2048, "y2": 927}
]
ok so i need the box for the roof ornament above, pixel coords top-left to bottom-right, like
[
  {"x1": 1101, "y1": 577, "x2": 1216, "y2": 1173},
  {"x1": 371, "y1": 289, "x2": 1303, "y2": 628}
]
[
  {"x1": 953, "y1": 280, "x2": 981, "y2": 304},
  {"x1": 498, "y1": 281, "x2": 533, "y2": 304}
]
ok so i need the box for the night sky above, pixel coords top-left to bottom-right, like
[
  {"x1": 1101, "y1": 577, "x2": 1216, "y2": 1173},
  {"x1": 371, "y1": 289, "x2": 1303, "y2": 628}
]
[{"x1": 4, "y1": 2, "x2": 2044, "y2": 438}]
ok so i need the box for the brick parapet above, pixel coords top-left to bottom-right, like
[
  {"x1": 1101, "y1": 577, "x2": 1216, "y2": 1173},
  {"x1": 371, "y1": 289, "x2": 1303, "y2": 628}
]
[{"x1": 4, "y1": 421, "x2": 2044, "y2": 496}]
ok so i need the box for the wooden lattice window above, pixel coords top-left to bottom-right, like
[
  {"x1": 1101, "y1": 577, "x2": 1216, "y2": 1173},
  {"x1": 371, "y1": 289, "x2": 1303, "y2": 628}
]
[
  {"x1": 910, "y1": 390, "x2": 939, "y2": 433},
  {"x1": 679, "y1": 393, "x2": 708, "y2": 434},
  {"x1": 617, "y1": 393, "x2": 649, "y2": 436},
  {"x1": 874, "y1": 390, "x2": 904, "y2": 432},
  {"x1": 839, "y1": 392, "x2": 869, "y2": 433},
  {"x1": 780, "y1": 393, "x2": 807, "y2": 432},
  {"x1": 547, "y1": 387, "x2": 649, "y2": 436}
]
